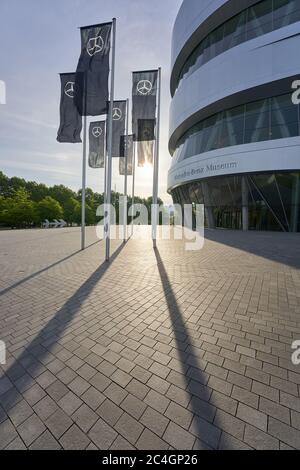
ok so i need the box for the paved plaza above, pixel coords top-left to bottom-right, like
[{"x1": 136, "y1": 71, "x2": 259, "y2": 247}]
[{"x1": 0, "y1": 227, "x2": 300, "y2": 450}]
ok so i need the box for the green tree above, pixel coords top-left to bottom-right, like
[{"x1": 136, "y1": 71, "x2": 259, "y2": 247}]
[
  {"x1": 0, "y1": 171, "x2": 10, "y2": 196},
  {"x1": 49, "y1": 185, "x2": 76, "y2": 206},
  {"x1": 37, "y1": 196, "x2": 63, "y2": 223},
  {"x1": 3, "y1": 188, "x2": 38, "y2": 228},
  {"x1": 25, "y1": 181, "x2": 49, "y2": 202},
  {"x1": 63, "y1": 197, "x2": 80, "y2": 225}
]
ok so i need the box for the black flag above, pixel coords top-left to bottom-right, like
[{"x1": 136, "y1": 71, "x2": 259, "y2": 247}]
[
  {"x1": 119, "y1": 135, "x2": 134, "y2": 176},
  {"x1": 57, "y1": 73, "x2": 82, "y2": 143},
  {"x1": 132, "y1": 70, "x2": 158, "y2": 140},
  {"x1": 106, "y1": 100, "x2": 126, "y2": 158},
  {"x1": 137, "y1": 119, "x2": 155, "y2": 166},
  {"x1": 137, "y1": 119, "x2": 155, "y2": 142},
  {"x1": 137, "y1": 141, "x2": 154, "y2": 167},
  {"x1": 89, "y1": 121, "x2": 105, "y2": 168},
  {"x1": 75, "y1": 22, "x2": 112, "y2": 116}
]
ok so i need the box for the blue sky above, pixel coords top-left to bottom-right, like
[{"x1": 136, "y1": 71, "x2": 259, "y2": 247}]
[{"x1": 0, "y1": 0, "x2": 182, "y2": 203}]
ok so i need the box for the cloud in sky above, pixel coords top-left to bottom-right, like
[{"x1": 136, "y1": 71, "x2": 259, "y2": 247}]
[{"x1": 0, "y1": 0, "x2": 182, "y2": 203}]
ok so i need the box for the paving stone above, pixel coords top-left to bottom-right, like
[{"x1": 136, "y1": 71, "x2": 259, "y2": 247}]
[
  {"x1": 291, "y1": 410, "x2": 300, "y2": 431},
  {"x1": 166, "y1": 384, "x2": 190, "y2": 407},
  {"x1": 131, "y1": 365, "x2": 152, "y2": 384},
  {"x1": 58, "y1": 391, "x2": 83, "y2": 416},
  {"x1": 126, "y1": 378, "x2": 150, "y2": 400},
  {"x1": 231, "y1": 385, "x2": 259, "y2": 409},
  {"x1": 237, "y1": 403, "x2": 267, "y2": 432},
  {"x1": 68, "y1": 376, "x2": 90, "y2": 397},
  {"x1": 270, "y1": 376, "x2": 298, "y2": 396},
  {"x1": 268, "y1": 417, "x2": 300, "y2": 449},
  {"x1": 141, "y1": 406, "x2": 169, "y2": 437},
  {"x1": 188, "y1": 395, "x2": 216, "y2": 422},
  {"x1": 219, "y1": 432, "x2": 252, "y2": 450},
  {"x1": 23, "y1": 384, "x2": 46, "y2": 406},
  {"x1": 137, "y1": 429, "x2": 168, "y2": 450},
  {"x1": 259, "y1": 397, "x2": 290, "y2": 424},
  {"x1": 17, "y1": 413, "x2": 46, "y2": 447},
  {"x1": 82, "y1": 386, "x2": 105, "y2": 411},
  {"x1": 144, "y1": 389, "x2": 170, "y2": 414},
  {"x1": 252, "y1": 381, "x2": 279, "y2": 403},
  {"x1": 45, "y1": 409, "x2": 73, "y2": 439},
  {"x1": 280, "y1": 391, "x2": 300, "y2": 413},
  {"x1": 33, "y1": 395, "x2": 58, "y2": 421},
  {"x1": 147, "y1": 374, "x2": 170, "y2": 395},
  {"x1": 5, "y1": 436, "x2": 27, "y2": 450},
  {"x1": 8, "y1": 399, "x2": 33, "y2": 427},
  {"x1": 0, "y1": 419, "x2": 18, "y2": 449},
  {"x1": 30, "y1": 430, "x2": 61, "y2": 450},
  {"x1": 115, "y1": 412, "x2": 144, "y2": 445},
  {"x1": 103, "y1": 382, "x2": 128, "y2": 405},
  {"x1": 120, "y1": 393, "x2": 147, "y2": 420},
  {"x1": 46, "y1": 379, "x2": 69, "y2": 401},
  {"x1": 227, "y1": 371, "x2": 252, "y2": 391},
  {"x1": 163, "y1": 422, "x2": 195, "y2": 450},
  {"x1": 165, "y1": 401, "x2": 193, "y2": 430},
  {"x1": 35, "y1": 371, "x2": 57, "y2": 389},
  {"x1": 215, "y1": 409, "x2": 245, "y2": 441},
  {"x1": 0, "y1": 376, "x2": 13, "y2": 396},
  {"x1": 111, "y1": 369, "x2": 132, "y2": 388},
  {"x1": 109, "y1": 435, "x2": 135, "y2": 450},
  {"x1": 89, "y1": 418, "x2": 118, "y2": 449},
  {"x1": 208, "y1": 376, "x2": 232, "y2": 397},
  {"x1": 97, "y1": 399, "x2": 123, "y2": 426},
  {"x1": 210, "y1": 391, "x2": 237, "y2": 415},
  {"x1": 244, "y1": 424, "x2": 279, "y2": 450},
  {"x1": 90, "y1": 371, "x2": 111, "y2": 392},
  {"x1": 60, "y1": 424, "x2": 90, "y2": 450},
  {"x1": 72, "y1": 404, "x2": 98, "y2": 433}
]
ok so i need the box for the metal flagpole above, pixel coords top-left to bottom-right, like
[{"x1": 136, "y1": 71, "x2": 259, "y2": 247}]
[
  {"x1": 81, "y1": 112, "x2": 87, "y2": 251},
  {"x1": 131, "y1": 140, "x2": 136, "y2": 236},
  {"x1": 123, "y1": 98, "x2": 129, "y2": 243},
  {"x1": 105, "y1": 18, "x2": 116, "y2": 262},
  {"x1": 152, "y1": 67, "x2": 161, "y2": 249}
]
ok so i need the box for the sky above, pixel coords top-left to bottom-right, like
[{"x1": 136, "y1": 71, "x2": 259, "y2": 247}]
[{"x1": 0, "y1": 0, "x2": 182, "y2": 204}]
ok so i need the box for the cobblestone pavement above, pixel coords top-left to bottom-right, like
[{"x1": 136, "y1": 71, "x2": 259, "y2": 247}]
[{"x1": 1, "y1": 227, "x2": 300, "y2": 450}]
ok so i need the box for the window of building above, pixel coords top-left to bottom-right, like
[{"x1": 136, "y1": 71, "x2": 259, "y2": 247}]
[
  {"x1": 174, "y1": 92, "x2": 299, "y2": 162},
  {"x1": 175, "y1": 0, "x2": 300, "y2": 93}
]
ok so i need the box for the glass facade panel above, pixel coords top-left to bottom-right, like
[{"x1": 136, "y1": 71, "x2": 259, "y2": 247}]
[
  {"x1": 173, "y1": 93, "x2": 299, "y2": 163},
  {"x1": 171, "y1": 172, "x2": 300, "y2": 232},
  {"x1": 223, "y1": 11, "x2": 247, "y2": 50},
  {"x1": 271, "y1": 95, "x2": 299, "y2": 139},
  {"x1": 246, "y1": 0, "x2": 273, "y2": 40},
  {"x1": 273, "y1": 0, "x2": 300, "y2": 29},
  {"x1": 176, "y1": 0, "x2": 300, "y2": 93},
  {"x1": 244, "y1": 99, "x2": 270, "y2": 143}
]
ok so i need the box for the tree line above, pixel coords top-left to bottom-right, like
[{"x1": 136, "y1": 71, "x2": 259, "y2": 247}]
[{"x1": 0, "y1": 171, "x2": 163, "y2": 229}]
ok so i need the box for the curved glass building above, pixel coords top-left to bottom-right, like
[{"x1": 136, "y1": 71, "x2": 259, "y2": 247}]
[{"x1": 168, "y1": 0, "x2": 300, "y2": 231}]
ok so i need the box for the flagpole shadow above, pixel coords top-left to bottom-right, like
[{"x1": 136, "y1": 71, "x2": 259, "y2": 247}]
[
  {"x1": 154, "y1": 247, "x2": 226, "y2": 450},
  {"x1": 0, "y1": 239, "x2": 102, "y2": 297},
  {"x1": 0, "y1": 242, "x2": 125, "y2": 414}
]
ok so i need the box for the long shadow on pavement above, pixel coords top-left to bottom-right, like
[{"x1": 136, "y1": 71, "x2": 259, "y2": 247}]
[
  {"x1": 0, "y1": 239, "x2": 101, "y2": 297},
  {"x1": 0, "y1": 242, "x2": 125, "y2": 415},
  {"x1": 155, "y1": 248, "x2": 224, "y2": 450},
  {"x1": 205, "y1": 229, "x2": 300, "y2": 270}
]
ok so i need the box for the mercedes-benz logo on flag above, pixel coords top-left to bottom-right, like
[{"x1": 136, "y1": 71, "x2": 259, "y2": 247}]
[
  {"x1": 137, "y1": 80, "x2": 153, "y2": 96},
  {"x1": 112, "y1": 107, "x2": 122, "y2": 121},
  {"x1": 92, "y1": 126, "x2": 102, "y2": 138},
  {"x1": 64, "y1": 81, "x2": 75, "y2": 98},
  {"x1": 87, "y1": 36, "x2": 104, "y2": 56}
]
